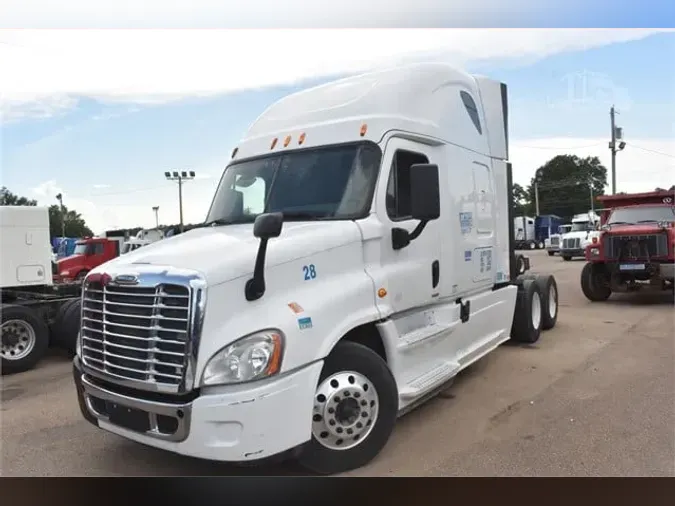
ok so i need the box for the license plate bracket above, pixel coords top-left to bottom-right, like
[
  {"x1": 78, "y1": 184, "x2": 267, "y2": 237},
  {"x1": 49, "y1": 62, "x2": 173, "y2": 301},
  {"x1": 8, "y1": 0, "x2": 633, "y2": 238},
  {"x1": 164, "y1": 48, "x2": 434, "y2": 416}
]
[
  {"x1": 619, "y1": 263, "x2": 646, "y2": 271},
  {"x1": 106, "y1": 401, "x2": 151, "y2": 433}
]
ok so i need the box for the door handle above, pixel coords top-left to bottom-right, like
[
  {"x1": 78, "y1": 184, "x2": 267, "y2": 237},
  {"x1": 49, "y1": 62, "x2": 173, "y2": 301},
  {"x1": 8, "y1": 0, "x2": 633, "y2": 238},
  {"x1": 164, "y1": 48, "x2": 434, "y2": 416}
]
[{"x1": 432, "y1": 260, "x2": 440, "y2": 288}]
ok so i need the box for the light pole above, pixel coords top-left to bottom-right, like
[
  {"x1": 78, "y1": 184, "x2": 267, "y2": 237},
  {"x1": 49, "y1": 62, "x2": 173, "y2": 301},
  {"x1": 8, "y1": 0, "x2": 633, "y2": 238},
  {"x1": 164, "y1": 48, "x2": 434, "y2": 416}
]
[
  {"x1": 152, "y1": 206, "x2": 159, "y2": 228},
  {"x1": 609, "y1": 105, "x2": 626, "y2": 195},
  {"x1": 164, "y1": 171, "x2": 195, "y2": 233},
  {"x1": 55, "y1": 193, "x2": 66, "y2": 238}
]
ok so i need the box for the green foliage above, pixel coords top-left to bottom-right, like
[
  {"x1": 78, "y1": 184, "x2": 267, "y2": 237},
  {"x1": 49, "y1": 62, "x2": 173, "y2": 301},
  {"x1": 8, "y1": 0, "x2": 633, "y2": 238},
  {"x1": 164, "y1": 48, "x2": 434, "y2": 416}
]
[
  {"x1": 48, "y1": 205, "x2": 94, "y2": 238},
  {"x1": 513, "y1": 155, "x2": 608, "y2": 220},
  {"x1": 528, "y1": 155, "x2": 607, "y2": 219},
  {"x1": 0, "y1": 187, "x2": 38, "y2": 206}
]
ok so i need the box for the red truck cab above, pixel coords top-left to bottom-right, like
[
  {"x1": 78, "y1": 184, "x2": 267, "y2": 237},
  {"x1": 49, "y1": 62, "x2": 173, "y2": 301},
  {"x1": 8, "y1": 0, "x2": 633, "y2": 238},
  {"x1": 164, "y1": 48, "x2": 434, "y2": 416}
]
[
  {"x1": 56, "y1": 236, "x2": 124, "y2": 281},
  {"x1": 581, "y1": 188, "x2": 675, "y2": 301}
]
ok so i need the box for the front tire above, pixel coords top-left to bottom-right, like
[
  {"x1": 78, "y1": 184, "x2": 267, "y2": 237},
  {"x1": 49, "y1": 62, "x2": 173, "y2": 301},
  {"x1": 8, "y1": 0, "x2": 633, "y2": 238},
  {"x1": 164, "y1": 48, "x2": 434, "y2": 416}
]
[
  {"x1": 547, "y1": 251, "x2": 555, "y2": 257},
  {"x1": 562, "y1": 255, "x2": 572, "y2": 261},
  {"x1": 1, "y1": 304, "x2": 50, "y2": 375},
  {"x1": 581, "y1": 263, "x2": 612, "y2": 302},
  {"x1": 297, "y1": 341, "x2": 398, "y2": 475}
]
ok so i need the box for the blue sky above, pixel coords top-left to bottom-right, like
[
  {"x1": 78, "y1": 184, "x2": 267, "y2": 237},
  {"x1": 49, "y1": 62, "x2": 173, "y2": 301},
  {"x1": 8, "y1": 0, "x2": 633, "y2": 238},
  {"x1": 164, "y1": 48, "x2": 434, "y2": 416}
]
[{"x1": 1, "y1": 28, "x2": 674, "y2": 233}]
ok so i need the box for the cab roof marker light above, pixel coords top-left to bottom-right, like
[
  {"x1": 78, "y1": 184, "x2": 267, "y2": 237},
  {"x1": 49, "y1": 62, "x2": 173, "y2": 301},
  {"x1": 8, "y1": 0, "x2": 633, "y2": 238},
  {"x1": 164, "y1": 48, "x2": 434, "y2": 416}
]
[
  {"x1": 360, "y1": 123, "x2": 368, "y2": 136},
  {"x1": 283, "y1": 135, "x2": 292, "y2": 147},
  {"x1": 298, "y1": 132, "x2": 306, "y2": 145},
  {"x1": 271, "y1": 138, "x2": 278, "y2": 149}
]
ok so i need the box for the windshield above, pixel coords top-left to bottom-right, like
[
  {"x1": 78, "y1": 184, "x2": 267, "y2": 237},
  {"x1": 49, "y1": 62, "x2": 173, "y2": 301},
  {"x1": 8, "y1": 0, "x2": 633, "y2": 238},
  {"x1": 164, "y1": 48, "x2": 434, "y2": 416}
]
[
  {"x1": 558, "y1": 225, "x2": 572, "y2": 234},
  {"x1": 205, "y1": 142, "x2": 382, "y2": 225},
  {"x1": 608, "y1": 205, "x2": 675, "y2": 225},
  {"x1": 570, "y1": 222, "x2": 593, "y2": 232},
  {"x1": 73, "y1": 243, "x2": 89, "y2": 255}
]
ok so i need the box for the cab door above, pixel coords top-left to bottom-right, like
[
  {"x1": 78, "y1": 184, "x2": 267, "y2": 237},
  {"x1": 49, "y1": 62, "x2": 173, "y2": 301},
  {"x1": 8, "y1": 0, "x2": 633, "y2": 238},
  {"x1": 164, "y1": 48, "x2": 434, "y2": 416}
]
[{"x1": 374, "y1": 137, "x2": 443, "y2": 314}]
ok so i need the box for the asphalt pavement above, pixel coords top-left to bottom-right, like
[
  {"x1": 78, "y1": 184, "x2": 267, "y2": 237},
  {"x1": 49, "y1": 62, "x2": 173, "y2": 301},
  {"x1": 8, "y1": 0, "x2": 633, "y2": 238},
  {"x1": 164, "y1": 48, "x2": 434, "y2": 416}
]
[{"x1": 1, "y1": 251, "x2": 673, "y2": 476}]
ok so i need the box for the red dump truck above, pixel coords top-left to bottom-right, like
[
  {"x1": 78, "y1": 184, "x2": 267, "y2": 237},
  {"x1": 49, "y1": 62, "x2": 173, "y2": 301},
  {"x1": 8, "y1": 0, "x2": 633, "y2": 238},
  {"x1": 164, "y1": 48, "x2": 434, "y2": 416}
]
[{"x1": 581, "y1": 188, "x2": 675, "y2": 301}]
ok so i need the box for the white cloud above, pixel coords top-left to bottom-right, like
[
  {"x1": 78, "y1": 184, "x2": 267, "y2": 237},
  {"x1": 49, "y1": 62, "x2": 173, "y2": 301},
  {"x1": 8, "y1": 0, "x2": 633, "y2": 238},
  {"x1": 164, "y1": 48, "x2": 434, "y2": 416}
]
[{"x1": 1, "y1": 28, "x2": 669, "y2": 121}]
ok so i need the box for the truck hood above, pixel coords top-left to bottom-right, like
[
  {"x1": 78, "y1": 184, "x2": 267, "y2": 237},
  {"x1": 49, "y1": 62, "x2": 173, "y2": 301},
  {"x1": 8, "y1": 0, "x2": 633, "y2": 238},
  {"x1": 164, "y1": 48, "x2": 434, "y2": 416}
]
[
  {"x1": 96, "y1": 220, "x2": 364, "y2": 286},
  {"x1": 56, "y1": 254, "x2": 84, "y2": 270},
  {"x1": 562, "y1": 231, "x2": 591, "y2": 239}
]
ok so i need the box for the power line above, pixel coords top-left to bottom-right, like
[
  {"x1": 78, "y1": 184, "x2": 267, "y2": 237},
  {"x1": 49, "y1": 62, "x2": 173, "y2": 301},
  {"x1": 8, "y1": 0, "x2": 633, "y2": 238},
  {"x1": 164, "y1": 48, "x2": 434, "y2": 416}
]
[
  {"x1": 628, "y1": 144, "x2": 675, "y2": 159},
  {"x1": 515, "y1": 142, "x2": 605, "y2": 150}
]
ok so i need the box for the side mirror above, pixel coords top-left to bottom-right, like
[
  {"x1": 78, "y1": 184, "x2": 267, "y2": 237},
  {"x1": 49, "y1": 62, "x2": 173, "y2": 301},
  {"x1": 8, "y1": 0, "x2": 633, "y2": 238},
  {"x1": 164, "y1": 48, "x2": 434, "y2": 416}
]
[
  {"x1": 410, "y1": 164, "x2": 440, "y2": 221},
  {"x1": 253, "y1": 212, "x2": 283, "y2": 239},
  {"x1": 246, "y1": 212, "x2": 284, "y2": 302},
  {"x1": 391, "y1": 164, "x2": 440, "y2": 251}
]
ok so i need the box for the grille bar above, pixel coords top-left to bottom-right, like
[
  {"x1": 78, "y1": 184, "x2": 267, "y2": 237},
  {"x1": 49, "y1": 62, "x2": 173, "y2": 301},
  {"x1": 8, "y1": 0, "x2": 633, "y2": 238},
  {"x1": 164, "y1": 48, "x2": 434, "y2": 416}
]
[
  {"x1": 604, "y1": 233, "x2": 669, "y2": 259},
  {"x1": 81, "y1": 281, "x2": 191, "y2": 389}
]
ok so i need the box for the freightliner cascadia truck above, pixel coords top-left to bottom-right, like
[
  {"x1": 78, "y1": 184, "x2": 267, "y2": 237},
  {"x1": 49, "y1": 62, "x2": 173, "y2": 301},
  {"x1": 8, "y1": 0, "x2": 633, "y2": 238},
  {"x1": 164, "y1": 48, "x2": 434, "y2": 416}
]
[{"x1": 72, "y1": 63, "x2": 560, "y2": 474}]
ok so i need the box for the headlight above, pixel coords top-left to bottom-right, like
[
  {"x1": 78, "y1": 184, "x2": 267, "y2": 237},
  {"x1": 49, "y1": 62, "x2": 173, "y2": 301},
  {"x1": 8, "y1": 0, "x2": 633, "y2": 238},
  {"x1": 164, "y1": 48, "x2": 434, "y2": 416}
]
[
  {"x1": 61, "y1": 270, "x2": 70, "y2": 276},
  {"x1": 201, "y1": 330, "x2": 284, "y2": 386},
  {"x1": 590, "y1": 248, "x2": 600, "y2": 256}
]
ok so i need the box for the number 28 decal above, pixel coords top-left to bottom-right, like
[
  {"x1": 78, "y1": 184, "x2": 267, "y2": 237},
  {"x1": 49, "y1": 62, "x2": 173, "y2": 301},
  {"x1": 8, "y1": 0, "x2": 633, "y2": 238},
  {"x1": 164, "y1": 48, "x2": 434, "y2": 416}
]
[{"x1": 303, "y1": 264, "x2": 317, "y2": 281}]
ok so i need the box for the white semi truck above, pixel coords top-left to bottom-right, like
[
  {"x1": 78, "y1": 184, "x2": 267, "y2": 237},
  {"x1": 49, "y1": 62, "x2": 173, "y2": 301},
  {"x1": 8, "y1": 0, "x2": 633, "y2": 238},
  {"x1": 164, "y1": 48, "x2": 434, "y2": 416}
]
[
  {"x1": 72, "y1": 63, "x2": 560, "y2": 474},
  {"x1": 559, "y1": 211, "x2": 601, "y2": 261},
  {"x1": 1, "y1": 206, "x2": 82, "y2": 374}
]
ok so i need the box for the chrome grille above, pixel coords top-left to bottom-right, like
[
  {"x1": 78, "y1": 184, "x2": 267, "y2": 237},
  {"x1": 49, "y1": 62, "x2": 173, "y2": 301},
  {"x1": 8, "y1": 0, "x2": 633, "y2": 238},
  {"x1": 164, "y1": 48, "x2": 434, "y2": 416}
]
[
  {"x1": 562, "y1": 237, "x2": 580, "y2": 249},
  {"x1": 81, "y1": 280, "x2": 191, "y2": 389}
]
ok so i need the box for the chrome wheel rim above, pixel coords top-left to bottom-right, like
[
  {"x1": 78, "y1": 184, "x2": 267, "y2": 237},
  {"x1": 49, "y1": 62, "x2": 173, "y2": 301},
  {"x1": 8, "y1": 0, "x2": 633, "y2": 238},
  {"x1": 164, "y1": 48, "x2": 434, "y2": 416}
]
[
  {"x1": 548, "y1": 284, "x2": 558, "y2": 319},
  {"x1": 1, "y1": 319, "x2": 37, "y2": 361},
  {"x1": 531, "y1": 292, "x2": 542, "y2": 329},
  {"x1": 312, "y1": 371, "x2": 379, "y2": 451}
]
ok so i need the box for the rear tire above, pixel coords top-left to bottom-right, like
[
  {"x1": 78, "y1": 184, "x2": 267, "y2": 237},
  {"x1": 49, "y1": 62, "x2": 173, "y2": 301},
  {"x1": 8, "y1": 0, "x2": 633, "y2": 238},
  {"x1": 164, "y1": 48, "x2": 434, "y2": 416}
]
[
  {"x1": 562, "y1": 255, "x2": 572, "y2": 261},
  {"x1": 547, "y1": 251, "x2": 555, "y2": 257},
  {"x1": 296, "y1": 341, "x2": 398, "y2": 475},
  {"x1": 59, "y1": 299, "x2": 82, "y2": 355},
  {"x1": 1, "y1": 304, "x2": 50, "y2": 375},
  {"x1": 510, "y1": 279, "x2": 543, "y2": 344},
  {"x1": 581, "y1": 263, "x2": 612, "y2": 302},
  {"x1": 535, "y1": 275, "x2": 559, "y2": 330},
  {"x1": 50, "y1": 298, "x2": 80, "y2": 347}
]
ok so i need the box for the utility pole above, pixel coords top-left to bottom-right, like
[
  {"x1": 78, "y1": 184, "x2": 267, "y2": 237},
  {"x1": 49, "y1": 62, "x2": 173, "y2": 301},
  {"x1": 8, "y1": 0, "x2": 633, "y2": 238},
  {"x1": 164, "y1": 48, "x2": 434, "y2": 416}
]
[
  {"x1": 152, "y1": 206, "x2": 160, "y2": 228},
  {"x1": 589, "y1": 181, "x2": 595, "y2": 215},
  {"x1": 609, "y1": 105, "x2": 626, "y2": 195},
  {"x1": 164, "y1": 171, "x2": 195, "y2": 233},
  {"x1": 55, "y1": 193, "x2": 66, "y2": 238},
  {"x1": 534, "y1": 182, "x2": 540, "y2": 216}
]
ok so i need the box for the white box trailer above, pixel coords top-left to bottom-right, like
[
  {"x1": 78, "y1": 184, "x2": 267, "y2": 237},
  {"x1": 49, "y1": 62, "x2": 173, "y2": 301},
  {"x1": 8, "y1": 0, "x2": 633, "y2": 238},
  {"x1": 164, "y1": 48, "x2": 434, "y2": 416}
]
[
  {"x1": 1, "y1": 206, "x2": 82, "y2": 374},
  {"x1": 72, "y1": 63, "x2": 559, "y2": 474}
]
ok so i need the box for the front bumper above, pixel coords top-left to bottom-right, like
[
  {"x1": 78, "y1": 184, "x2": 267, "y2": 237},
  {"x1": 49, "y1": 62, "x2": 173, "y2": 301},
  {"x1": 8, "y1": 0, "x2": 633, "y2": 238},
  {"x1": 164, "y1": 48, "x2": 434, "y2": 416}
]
[
  {"x1": 560, "y1": 248, "x2": 585, "y2": 257},
  {"x1": 73, "y1": 356, "x2": 323, "y2": 462}
]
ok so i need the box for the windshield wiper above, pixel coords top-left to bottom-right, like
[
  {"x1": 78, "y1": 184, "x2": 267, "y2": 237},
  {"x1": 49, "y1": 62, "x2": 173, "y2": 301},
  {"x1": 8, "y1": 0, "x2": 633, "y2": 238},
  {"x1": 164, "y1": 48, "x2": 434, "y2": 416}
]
[
  {"x1": 279, "y1": 211, "x2": 331, "y2": 221},
  {"x1": 607, "y1": 221, "x2": 632, "y2": 226},
  {"x1": 200, "y1": 217, "x2": 255, "y2": 228}
]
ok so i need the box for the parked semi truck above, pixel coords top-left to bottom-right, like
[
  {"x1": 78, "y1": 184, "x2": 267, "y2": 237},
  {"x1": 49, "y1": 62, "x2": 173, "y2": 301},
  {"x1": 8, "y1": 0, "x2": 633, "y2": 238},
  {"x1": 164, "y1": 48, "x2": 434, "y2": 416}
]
[
  {"x1": 546, "y1": 223, "x2": 573, "y2": 256},
  {"x1": 1, "y1": 206, "x2": 82, "y2": 374},
  {"x1": 72, "y1": 63, "x2": 560, "y2": 475},
  {"x1": 55, "y1": 231, "x2": 126, "y2": 281},
  {"x1": 513, "y1": 214, "x2": 563, "y2": 250},
  {"x1": 581, "y1": 188, "x2": 675, "y2": 300},
  {"x1": 559, "y1": 211, "x2": 600, "y2": 260}
]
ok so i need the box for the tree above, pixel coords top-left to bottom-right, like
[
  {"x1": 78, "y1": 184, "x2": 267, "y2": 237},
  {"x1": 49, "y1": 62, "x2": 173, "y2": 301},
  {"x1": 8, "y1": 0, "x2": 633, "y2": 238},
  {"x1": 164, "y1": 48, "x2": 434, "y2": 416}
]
[
  {"x1": 512, "y1": 183, "x2": 532, "y2": 216},
  {"x1": 48, "y1": 205, "x2": 93, "y2": 238},
  {"x1": 0, "y1": 187, "x2": 37, "y2": 206},
  {"x1": 528, "y1": 155, "x2": 608, "y2": 220}
]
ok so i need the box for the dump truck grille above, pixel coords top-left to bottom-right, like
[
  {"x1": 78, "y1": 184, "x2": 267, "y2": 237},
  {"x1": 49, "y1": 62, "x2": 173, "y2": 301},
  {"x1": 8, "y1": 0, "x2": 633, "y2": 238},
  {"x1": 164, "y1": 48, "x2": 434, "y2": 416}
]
[{"x1": 604, "y1": 233, "x2": 669, "y2": 260}]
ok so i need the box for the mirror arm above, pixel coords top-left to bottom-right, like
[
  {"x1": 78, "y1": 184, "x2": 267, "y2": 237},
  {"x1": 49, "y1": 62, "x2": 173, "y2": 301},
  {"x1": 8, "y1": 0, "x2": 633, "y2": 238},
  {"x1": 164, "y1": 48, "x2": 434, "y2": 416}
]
[
  {"x1": 408, "y1": 219, "x2": 428, "y2": 241},
  {"x1": 245, "y1": 238, "x2": 269, "y2": 301}
]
